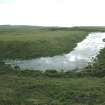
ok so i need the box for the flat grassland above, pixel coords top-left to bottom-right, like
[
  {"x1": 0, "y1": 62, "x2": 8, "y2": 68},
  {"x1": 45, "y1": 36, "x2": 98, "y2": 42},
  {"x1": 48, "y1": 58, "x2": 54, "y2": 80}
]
[
  {"x1": 0, "y1": 26, "x2": 88, "y2": 59},
  {"x1": 0, "y1": 68, "x2": 105, "y2": 105}
]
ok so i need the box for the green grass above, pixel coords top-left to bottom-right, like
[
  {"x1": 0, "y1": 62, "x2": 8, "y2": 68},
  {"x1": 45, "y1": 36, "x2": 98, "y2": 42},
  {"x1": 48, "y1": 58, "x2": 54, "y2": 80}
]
[
  {"x1": 0, "y1": 67, "x2": 105, "y2": 105},
  {"x1": 82, "y1": 47, "x2": 105, "y2": 77},
  {"x1": 2, "y1": 25, "x2": 105, "y2": 60},
  {"x1": 0, "y1": 63, "x2": 105, "y2": 105},
  {"x1": 0, "y1": 26, "x2": 88, "y2": 59}
]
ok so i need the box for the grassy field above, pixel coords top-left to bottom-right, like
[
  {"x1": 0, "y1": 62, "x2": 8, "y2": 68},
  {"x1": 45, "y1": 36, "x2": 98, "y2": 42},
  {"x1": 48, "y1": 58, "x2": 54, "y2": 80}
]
[
  {"x1": 0, "y1": 66, "x2": 105, "y2": 105},
  {"x1": 1, "y1": 26, "x2": 105, "y2": 59},
  {"x1": 0, "y1": 26, "x2": 89, "y2": 59},
  {"x1": 1, "y1": 26, "x2": 105, "y2": 105}
]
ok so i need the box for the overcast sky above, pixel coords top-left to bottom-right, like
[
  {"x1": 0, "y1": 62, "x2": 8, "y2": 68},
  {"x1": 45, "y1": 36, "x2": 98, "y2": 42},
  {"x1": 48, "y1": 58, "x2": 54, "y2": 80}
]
[{"x1": 0, "y1": 0, "x2": 105, "y2": 27}]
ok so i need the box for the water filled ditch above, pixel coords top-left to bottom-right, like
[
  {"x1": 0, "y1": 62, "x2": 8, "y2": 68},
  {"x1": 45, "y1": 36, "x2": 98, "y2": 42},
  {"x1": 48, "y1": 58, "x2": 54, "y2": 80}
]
[{"x1": 5, "y1": 32, "x2": 105, "y2": 71}]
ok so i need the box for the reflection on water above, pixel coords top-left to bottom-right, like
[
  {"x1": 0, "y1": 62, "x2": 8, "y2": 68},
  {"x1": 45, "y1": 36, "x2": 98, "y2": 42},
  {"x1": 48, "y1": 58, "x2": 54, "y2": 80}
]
[{"x1": 5, "y1": 33, "x2": 105, "y2": 71}]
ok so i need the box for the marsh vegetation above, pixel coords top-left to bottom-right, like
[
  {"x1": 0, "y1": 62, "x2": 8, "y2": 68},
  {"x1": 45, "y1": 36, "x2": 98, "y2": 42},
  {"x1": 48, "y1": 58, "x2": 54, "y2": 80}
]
[{"x1": 1, "y1": 26, "x2": 105, "y2": 105}]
